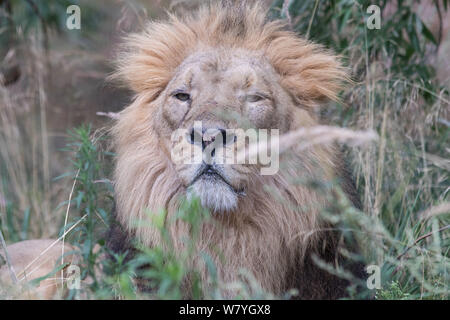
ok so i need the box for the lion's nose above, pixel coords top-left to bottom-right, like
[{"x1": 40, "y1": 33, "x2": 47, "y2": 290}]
[{"x1": 187, "y1": 127, "x2": 236, "y2": 151}]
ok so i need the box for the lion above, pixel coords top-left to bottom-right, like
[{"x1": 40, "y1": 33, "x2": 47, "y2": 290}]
[
  {"x1": 107, "y1": 1, "x2": 365, "y2": 299},
  {"x1": 0, "y1": 240, "x2": 78, "y2": 299}
]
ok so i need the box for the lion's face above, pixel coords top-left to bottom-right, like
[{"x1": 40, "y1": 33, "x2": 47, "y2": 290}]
[{"x1": 153, "y1": 49, "x2": 292, "y2": 213}]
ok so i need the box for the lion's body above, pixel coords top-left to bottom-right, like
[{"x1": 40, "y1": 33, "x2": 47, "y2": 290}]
[
  {"x1": 109, "y1": 2, "x2": 364, "y2": 299},
  {"x1": 0, "y1": 240, "x2": 78, "y2": 299}
]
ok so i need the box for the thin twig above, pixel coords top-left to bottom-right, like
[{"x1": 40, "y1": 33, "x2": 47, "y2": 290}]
[
  {"x1": 236, "y1": 125, "x2": 378, "y2": 164},
  {"x1": 396, "y1": 225, "x2": 450, "y2": 261},
  {"x1": 306, "y1": 0, "x2": 320, "y2": 39},
  {"x1": 0, "y1": 229, "x2": 18, "y2": 283},
  {"x1": 24, "y1": 0, "x2": 49, "y2": 52},
  {"x1": 96, "y1": 112, "x2": 120, "y2": 120},
  {"x1": 61, "y1": 168, "x2": 80, "y2": 289},
  {"x1": 433, "y1": 0, "x2": 443, "y2": 50},
  {"x1": 281, "y1": 0, "x2": 292, "y2": 30}
]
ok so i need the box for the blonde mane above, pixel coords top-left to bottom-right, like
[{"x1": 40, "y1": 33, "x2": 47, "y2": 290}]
[{"x1": 112, "y1": 2, "x2": 350, "y2": 296}]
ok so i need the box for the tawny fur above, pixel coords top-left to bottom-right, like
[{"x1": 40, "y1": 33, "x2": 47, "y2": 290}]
[{"x1": 111, "y1": 2, "x2": 358, "y2": 298}]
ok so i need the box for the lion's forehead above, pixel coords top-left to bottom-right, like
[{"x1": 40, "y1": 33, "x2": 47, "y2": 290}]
[{"x1": 172, "y1": 48, "x2": 276, "y2": 89}]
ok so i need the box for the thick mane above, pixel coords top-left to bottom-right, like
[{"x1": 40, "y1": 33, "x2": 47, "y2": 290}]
[
  {"x1": 114, "y1": 2, "x2": 348, "y2": 107},
  {"x1": 111, "y1": 2, "x2": 352, "y2": 297}
]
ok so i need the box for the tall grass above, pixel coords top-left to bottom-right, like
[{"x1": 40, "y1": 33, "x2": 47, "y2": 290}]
[
  {"x1": 0, "y1": 35, "x2": 57, "y2": 240},
  {"x1": 269, "y1": 0, "x2": 449, "y2": 299}
]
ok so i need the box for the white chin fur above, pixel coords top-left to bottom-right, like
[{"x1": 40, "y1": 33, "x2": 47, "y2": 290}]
[{"x1": 187, "y1": 178, "x2": 238, "y2": 213}]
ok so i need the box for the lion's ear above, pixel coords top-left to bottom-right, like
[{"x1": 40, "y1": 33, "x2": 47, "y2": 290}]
[
  {"x1": 266, "y1": 37, "x2": 350, "y2": 108},
  {"x1": 111, "y1": 19, "x2": 196, "y2": 99}
]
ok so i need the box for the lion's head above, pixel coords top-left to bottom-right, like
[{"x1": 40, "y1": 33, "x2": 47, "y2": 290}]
[{"x1": 112, "y1": 2, "x2": 350, "y2": 295}]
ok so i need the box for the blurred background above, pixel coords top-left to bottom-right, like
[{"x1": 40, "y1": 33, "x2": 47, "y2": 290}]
[{"x1": 0, "y1": 0, "x2": 448, "y2": 299}]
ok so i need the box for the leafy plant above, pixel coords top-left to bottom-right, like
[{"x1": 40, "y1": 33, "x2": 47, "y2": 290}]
[
  {"x1": 60, "y1": 125, "x2": 114, "y2": 298},
  {"x1": 376, "y1": 281, "x2": 411, "y2": 300}
]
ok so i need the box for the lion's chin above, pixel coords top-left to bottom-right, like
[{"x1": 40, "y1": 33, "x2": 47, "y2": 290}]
[{"x1": 187, "y1": 176, "x2": 238, "y2": 213}]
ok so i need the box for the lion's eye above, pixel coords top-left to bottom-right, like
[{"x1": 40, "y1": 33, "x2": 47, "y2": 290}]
[
  {"x1": 174, "y1": 92, "x2": 191, "y2": 102},
  {"x1": 246, "y1": 94, "x2": 264, "y2": 103}
]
